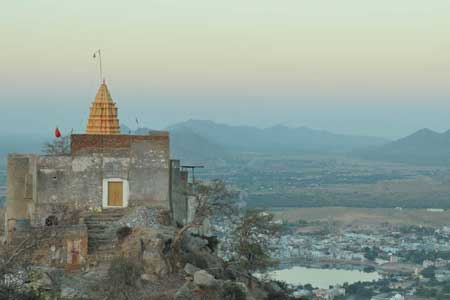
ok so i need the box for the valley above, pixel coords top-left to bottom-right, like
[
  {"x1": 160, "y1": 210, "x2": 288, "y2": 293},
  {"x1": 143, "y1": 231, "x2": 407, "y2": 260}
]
[{"x1": 198, "y1": 154, "x2": 450, "y2": 209}]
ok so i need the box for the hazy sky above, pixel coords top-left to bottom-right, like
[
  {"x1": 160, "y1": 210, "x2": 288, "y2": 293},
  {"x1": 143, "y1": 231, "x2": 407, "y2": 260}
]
[{"x1": 1, "y1": 0, "x2": 450, "y2": 138}]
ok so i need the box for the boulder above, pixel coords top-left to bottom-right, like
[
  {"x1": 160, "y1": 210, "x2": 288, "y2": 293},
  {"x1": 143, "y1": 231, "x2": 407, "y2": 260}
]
[
  {"x1": 175, "y1": 281, "x2": 195, "y2": 300},
  {"x1": 184, "y1": 263, "x2": 201, "y2": 276},
  {"x1": 235, "y1": 281, "x2": 254, "y2": 300},
  {"x1": 194, "y1": 270, "x2": 217, "y2": 288},
  {"x1": 61, "y1": 287, "x2": 82, "y2": 299},
  {"x1": 120, "y1": 226, "x2": 175, "y2": 278},
  {"x1": 140, "y1": 273, "x2": 152, "y2": 281},
  {"x1": 182, "y1": 234, "x2": 208, "y2": 253}
]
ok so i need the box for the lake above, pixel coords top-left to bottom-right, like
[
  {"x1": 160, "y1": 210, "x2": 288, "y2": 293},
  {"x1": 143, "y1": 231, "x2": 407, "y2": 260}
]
[{"x1": 268, "y1": 266, "x2": 381, "y2": 289}]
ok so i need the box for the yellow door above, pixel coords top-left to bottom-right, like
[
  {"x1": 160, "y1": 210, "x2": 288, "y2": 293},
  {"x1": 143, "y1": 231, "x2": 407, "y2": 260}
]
[{"x1": 108, "y1": 182, "x2": 123, "y2": 207}]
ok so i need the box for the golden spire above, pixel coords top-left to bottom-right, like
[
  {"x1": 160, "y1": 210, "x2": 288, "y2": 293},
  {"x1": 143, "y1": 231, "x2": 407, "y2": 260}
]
[{"x1": 85, "y1": 80, "x2": 121, "y2": 134}]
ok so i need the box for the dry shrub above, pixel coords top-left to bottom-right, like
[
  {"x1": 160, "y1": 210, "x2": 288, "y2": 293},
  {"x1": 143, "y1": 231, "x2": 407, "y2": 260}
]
[
  {"x1": 98, "y1": 256, "x2": 144, "y2": 300},
  {"x1": 116, "y1": 226, "x2": 133, "y2": 241}
]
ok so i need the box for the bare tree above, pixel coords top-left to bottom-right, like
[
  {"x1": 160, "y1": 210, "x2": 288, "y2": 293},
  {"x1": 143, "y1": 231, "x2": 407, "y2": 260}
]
[
  {"x1": 170, "y1": 179, "x2": 237, "y2": 271},
  {"x1": 95, "y1": 256, "x2": 143, "y2": 300},
  {"x1": 231, "y1": 209, "x2": 281, "y2": 286},
  {"x1": 0, "y1": 204, "x2": 82, "y2": 299},
  {"x1": 42, "y1": 136, "x2": 70, "y2": 156},
  {"x1": 0, "y1": 228, "x2": 58, "y2": 299}
]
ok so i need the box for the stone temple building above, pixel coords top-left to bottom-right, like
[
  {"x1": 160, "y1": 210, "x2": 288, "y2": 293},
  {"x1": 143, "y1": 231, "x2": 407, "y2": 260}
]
[{"x1": 4, "y1": 81, "x2": 189, "y2": 269}]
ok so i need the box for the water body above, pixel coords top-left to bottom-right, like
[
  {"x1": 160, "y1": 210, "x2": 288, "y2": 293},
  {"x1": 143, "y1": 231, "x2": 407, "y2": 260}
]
[{"x1": 269, "y1": 266, "x2": 381, "y2": 289}]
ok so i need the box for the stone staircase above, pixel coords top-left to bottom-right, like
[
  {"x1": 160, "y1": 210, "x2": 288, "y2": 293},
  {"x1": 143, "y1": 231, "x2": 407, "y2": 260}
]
[{"x1": 84, "y1": 209, "x2": 126, "y2": 256}]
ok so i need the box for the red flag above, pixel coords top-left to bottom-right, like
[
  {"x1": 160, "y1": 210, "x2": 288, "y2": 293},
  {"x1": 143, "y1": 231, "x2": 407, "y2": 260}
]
[{"x1": 55, "y1": 127, "x2": 61, "y2": 138}]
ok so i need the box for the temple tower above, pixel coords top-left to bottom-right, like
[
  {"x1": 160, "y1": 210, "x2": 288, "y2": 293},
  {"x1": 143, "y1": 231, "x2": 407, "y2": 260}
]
[{"x1": 85, "y1": 80, "x2": 120, "y2": 134}]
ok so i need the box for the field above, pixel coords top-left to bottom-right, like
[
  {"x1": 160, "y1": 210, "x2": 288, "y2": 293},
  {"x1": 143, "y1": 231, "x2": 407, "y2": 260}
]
[
  {"x1": 274, "y1": 207, "x2": 450, "y2": 227},
  {"x1": 199, "y1": 154, "x2": 450, "y2": 209},
  {"x1": 246, "y1": 176, "x2": 450, "y2": 208}
]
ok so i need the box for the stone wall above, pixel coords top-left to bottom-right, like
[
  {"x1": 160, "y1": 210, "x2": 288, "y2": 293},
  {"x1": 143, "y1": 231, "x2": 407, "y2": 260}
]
[
  {"x1": 128, "y1": 139, "x2": 170, "y2": 207},
  {"x1": 6, "y1": 154, "x2": 37, "y2": 234},
  {"x1": 170, "y1": 160, "x2": 189, "y2": 226},
  {"x1": 29, "y1": 225, "x2": 88, "y2": 271},
  {"x1": 70, "y1": 134, "x2": 170, "y2": 208}
]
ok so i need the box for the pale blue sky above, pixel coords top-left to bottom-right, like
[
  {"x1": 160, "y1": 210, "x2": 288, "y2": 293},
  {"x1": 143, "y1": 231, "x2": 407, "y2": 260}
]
[{"x1": 1, "y1": 0, "x2": 450, "y2": 138}]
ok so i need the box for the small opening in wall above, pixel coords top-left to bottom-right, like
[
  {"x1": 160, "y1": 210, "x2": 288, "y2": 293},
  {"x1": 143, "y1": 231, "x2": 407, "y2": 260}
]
[
  {"x1": 45, "y1": 215, "x2": 58, "y2": 226},
  {"x1": 52, "y1": 176, "x2": 57, "y2": 180}
]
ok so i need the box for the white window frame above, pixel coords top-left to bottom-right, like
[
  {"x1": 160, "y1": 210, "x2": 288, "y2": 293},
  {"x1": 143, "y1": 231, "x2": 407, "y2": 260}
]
[{"x1": 102, "y1": 178, "x2": 129, "y2": 208}]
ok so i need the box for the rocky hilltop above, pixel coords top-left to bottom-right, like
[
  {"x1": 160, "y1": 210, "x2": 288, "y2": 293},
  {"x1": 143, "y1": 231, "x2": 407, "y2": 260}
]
[{"x1": 7, "y1": 206, "x2": 286, "y2": 300}]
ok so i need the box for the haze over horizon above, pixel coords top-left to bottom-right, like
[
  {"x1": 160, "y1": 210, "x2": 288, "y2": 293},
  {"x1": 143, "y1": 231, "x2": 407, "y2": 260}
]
[{"x1": 1, "y1": 0, "x2": 450, "y2": 139}]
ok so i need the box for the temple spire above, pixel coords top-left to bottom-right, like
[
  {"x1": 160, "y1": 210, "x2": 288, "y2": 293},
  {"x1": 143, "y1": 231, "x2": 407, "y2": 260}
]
[{"x1": 85, "y1": 81, "x2": 121, "y2": 134}]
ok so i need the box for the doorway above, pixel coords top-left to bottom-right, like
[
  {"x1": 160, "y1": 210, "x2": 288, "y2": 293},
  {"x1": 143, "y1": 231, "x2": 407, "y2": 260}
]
[{"x1": 108, "y1": 181, "x2": 123, "y2": 207}]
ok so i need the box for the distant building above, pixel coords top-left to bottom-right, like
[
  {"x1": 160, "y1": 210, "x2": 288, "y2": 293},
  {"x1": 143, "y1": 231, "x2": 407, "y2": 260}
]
[
  {"x1": 371, "y1": 293, "x2": 404, "y2": 300},
  {"x1": 313, "y1": 287, "x2": 345, "y2": 300},
  {"x1": 426, "y1": 208, "x2": 445, "y2": 212},
  {"x1": 389, "y1": 254, "x2": 398, "y2": 264},
  {"x1": 435, "y1": 269, "x2": 450, "y2": 282},
  {"x1": 422, "y1": 260, "x2": 434, "y2": 268}
]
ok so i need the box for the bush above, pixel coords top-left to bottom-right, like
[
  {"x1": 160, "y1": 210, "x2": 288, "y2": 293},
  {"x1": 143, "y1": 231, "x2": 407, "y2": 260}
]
[
  {"x1": 221, "y1": 281, "x2": 247, "y2": 300},
  {"x1": 98, "y1": 257, "x2": 143, "y2": 300},
  {"x1": 264, "y1": 281, "x2": 295, "y2": 300},
  {"x1": 421, "y1": 266, "x2": 436, "y2": 279},
  {"x1": 116, "y1": 226, "x2": 133, "y2": 241},
  {"x1": 108, "y1": 257, "x2": 142, "y2": 286},
  {"x1": 0, "y1": 286, "x2": 44, "y2": 300},
  {"x1": 363, "y1": 266, "x2": 376, "y2": 273}
]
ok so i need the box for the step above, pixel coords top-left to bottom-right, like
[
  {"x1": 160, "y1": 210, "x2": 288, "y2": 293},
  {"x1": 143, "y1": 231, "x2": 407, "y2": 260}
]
[
  {"x1": 84, "y1": 209, "x2": 127, "y2": 255},
  {"x1": 85, "y1": 219, "x2": 122, "y2": 224},
  {"x1": 88, "y1": 244, "x2": 117, "y2": 252},
  {"x1": 86, "y1": 223, "x2": 111, "y2": 231},
  {"x1": 87, "y1": 211, "x2": 125, "y2": 217},
  {"x1": 85, "y1": 216, "x2": 122, "y2": 220}
]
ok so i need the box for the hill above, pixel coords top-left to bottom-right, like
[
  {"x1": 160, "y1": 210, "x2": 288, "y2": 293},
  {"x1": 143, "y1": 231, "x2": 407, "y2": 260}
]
[
  {"x1": 167, "y1": 119, "x2": 389, "y2": 154},
  {"x1": 121, "y1": 124, "x2": 230, "y2": 165},
  {"x1": 356, "y1": 128, "x2": 450, "y2": 165},
  {"x1": 169, "y1": 126, "x2": 229, "y2": 164}
]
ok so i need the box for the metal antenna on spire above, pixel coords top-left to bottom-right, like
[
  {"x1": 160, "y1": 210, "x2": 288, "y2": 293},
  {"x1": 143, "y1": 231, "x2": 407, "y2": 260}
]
[{"x1": 93, "y1": 49, "x2": 103, "y2": 83}]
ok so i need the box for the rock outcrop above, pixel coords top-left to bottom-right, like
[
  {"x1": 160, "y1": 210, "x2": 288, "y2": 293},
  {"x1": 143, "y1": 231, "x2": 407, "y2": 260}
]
[
  {"x1": 119, "y1": 226, "x2": 176, "y2": 279},
  {"x1": 193, "y1": 270, "x2": 217, "y2": 288}
]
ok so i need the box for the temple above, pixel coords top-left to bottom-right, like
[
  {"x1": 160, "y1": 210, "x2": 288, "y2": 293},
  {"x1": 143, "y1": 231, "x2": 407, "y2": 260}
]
[{"x1": 3, "y1": 81, "x2": 189, "y2": 269}]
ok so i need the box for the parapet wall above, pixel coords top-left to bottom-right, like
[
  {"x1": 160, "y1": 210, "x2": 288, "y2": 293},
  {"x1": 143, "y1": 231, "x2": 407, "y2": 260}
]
[{"x1": 71, "y1": 133, "x2": 169, "y2": 156}]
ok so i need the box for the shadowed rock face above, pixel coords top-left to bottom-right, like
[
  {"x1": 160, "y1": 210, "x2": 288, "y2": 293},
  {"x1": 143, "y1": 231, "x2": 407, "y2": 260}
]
[{"x1": 119, "y1": 226, "x2": 176, "y2": 279}]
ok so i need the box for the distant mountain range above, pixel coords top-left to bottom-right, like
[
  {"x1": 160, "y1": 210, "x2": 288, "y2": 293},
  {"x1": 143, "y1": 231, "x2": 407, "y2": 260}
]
[
  {"x1": 122, "y1": 120, "x2": 390, "y2": 163},
  {"x1": 3, "y1": 122, "x2": 450, "y2": 166},
  {"x1": 356, "y1": 128, "x2": 450, "y2": 165},
  {"x1": 166, "y1": 119, "x2": 388, "y2": 154}
]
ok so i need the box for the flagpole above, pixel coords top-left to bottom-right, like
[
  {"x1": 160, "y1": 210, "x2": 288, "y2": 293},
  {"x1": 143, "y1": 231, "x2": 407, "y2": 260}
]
[
  {"x1": 98, "y1": 49, "x2": 103, "y2": 83},
  {"x1": 94, "y1": 49, "x2": 104, "y2": 84}
]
